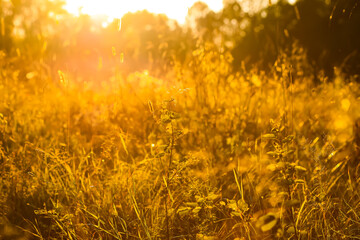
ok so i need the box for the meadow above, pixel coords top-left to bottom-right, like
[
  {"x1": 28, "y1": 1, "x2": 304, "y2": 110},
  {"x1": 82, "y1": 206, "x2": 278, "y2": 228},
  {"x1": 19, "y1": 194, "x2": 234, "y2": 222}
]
[
  {"x1": 1, "y1": 0, "x2": 360, "y2": 239},
  {"x1": 1, "y1": 44, "x2": 360, "y2": 239}
]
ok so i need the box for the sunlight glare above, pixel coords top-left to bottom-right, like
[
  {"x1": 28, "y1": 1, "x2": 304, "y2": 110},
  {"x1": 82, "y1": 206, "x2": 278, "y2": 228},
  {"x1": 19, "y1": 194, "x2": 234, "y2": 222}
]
[{"x1": 64, "y1": 0, "x2": 223, "y2": 24}]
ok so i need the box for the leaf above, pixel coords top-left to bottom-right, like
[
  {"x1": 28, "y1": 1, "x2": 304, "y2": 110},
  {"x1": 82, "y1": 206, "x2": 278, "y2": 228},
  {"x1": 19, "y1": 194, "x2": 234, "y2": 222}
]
[
  {"x1": 278, "y1": 192, "x2": 289, "y2": 197},
  {"x1": 192, "y1": 206, "x2": 201, "y2": 214},
  {"x1": 295, "y1": 166, "x2": 307, "y2": 172},
  {"x1": 119, "y1": 133, "x2": 128, "y2": 155},
  {"x1": 295, "y1": 179, "x2": 305, "y2": 184},
  {"x1": 177, "y1": 207, "x2": 191, "y2": 216},
  {"x1": 284, "y1": 149, "x2": 294, "y2": 156},
  {"x1": 262, "y1": 134, "x2": 276, "y2": 139},
  {"x1": 261, "y1": 219, "x2": 278, "y2": 232},
  {"x1": 148, "y1": 100, "x2": 154, "y2": 114},
  {"x1": 231, "y1": 211, "x2": 241, "y2": 217},
  {"x1": 195, "y1": 196, "x2": 205, "y2": 203},
  {"x1": 331, "y1": 162, "x2": 343, "y2": 173},
  {"x1": 267, "y1": 151, "x2": 278, "y2": 156},
  {"x1": 228, "y1": 200, "x2": 238, "y2": 211},
  {"x1": 231, "y1": 223, "x2": 242, "y2": 230},
  {"x1": 206, "y1": 193, "x2": 220, "y2": 202},
  {"x1": 310, "y1": 137, "x2": 319, "y2": 148},
  {"x1": 256, "y1": 213, "x2": 279, "y2": 232},
  {"x1": 282, "y1": 135, "x2": 294, "y2": 143},
  {"x1": 238, "y1": 199, "x2": 249, "y2": 212},
  {"x1": 64, "y1": 163, "x2": 74, "y2": 182},
  {"x1": 185, "y1": 202, "x2": 197, "y2": 208},
  {"x1": 267, "y1": 164, "x2": 277, "y2": 171},
  {"x1": 161, "y1": 114, "x2": 171, "y2": 124},
  {"x1": 287, "y1": 226, "x2": 295, "y2": 234}
]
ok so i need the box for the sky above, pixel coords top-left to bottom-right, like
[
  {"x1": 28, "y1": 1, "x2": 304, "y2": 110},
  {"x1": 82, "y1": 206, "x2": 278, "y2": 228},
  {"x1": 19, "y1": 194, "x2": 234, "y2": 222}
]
[{"x1": 64, "y1": 0, "x2": 224, "y2": 24}]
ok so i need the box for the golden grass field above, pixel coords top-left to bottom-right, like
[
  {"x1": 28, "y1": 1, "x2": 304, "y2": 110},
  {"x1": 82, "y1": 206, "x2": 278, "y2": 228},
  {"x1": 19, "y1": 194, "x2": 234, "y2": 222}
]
[{"x1": 1, "y1": 41, "x2": 360, "y2": 240}]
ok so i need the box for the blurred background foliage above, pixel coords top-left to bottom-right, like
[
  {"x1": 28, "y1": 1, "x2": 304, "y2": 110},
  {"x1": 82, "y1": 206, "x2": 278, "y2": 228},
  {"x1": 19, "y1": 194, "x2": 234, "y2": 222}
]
[{"x1": 1, "y1": 0, "x2": 360, "y2": 84}]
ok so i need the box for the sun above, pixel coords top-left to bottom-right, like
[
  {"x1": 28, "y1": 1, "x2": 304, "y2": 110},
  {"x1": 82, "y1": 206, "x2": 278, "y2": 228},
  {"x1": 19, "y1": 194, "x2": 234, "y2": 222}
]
[{"x1": 64, "y1": 0, "x2": 224, "y2": 25}]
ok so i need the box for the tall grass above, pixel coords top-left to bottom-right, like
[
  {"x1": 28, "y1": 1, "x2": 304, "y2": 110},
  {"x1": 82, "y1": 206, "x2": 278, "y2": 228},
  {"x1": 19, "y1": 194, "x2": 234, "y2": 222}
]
[{"x1": 1, "y1": 44, "x2": 360, "y2": 239}]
